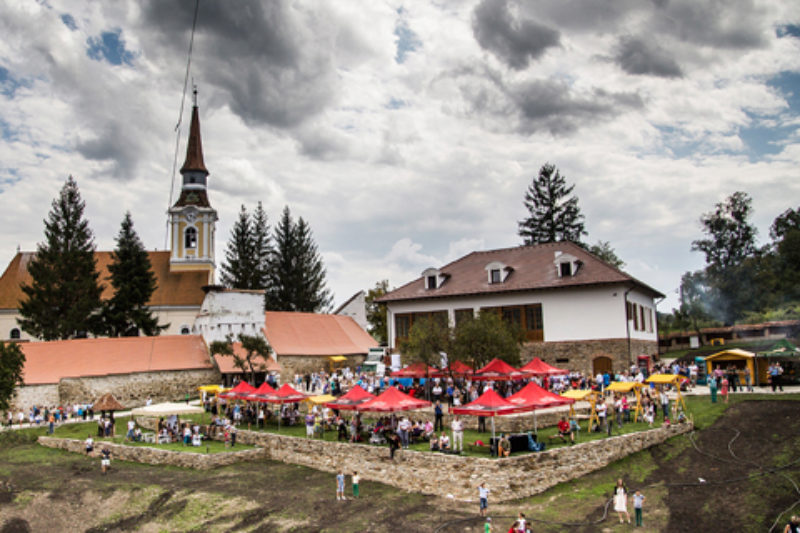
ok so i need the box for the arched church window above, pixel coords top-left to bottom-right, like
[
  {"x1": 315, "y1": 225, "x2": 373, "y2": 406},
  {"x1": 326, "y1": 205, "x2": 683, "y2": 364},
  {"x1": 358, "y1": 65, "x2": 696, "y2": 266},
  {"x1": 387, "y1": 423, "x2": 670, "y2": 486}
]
[
  {"x1": 185, "y1": 227, "x2": 198, "y2": 249},
  {"x1": 10, "y1": 328, "x2": 21, "y2": 340}
]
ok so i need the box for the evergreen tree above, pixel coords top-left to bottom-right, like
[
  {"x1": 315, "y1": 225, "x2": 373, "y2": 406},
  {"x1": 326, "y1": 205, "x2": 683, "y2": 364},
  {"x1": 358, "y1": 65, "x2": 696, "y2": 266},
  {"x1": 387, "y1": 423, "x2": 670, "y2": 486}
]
[
  {"x1": 265, "y1": 206, "x2": 332, "y2": 312},
  {"x1": 251, "y1": 202, "x2": 272, "y2": 290},
  {"x1": 102, "y1": 212, "x2": 164, "y2": 337},
  {"x1": 18, "y1": 176, "x2": 103, "y2": 340},
  {"x1": 0, "y1": 342, "x2": 25, "y2": 413},
  {"x1": 220, "y1": 205, "x2": 256, "y2": 289},
  {"x1": 588, "y1": 240, "x2": 625, "y2": 269},
  {"x1": 518, "y1": 163, "x2": 586, "y2": 245}
]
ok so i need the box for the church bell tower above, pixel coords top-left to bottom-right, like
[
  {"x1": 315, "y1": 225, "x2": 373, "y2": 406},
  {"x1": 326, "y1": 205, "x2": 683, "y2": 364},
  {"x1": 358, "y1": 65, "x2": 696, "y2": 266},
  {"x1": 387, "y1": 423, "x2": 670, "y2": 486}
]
[{"x1": 168, "y1": 89, "x2": 218, "y2": 282}]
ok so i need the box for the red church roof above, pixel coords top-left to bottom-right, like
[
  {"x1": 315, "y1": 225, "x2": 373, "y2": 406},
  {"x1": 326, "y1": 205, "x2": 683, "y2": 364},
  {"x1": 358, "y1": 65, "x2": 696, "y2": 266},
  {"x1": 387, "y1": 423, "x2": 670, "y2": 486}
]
[{"x1": 264, "y1": 311, "x2": 377, "y2": 357}]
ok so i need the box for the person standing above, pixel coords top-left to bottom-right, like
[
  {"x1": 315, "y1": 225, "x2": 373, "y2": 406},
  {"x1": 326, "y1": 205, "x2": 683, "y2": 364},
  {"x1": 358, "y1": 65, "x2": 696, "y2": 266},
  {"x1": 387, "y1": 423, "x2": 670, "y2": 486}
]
[
  {"x1": 478, "y1": 482, "x2": 490, "y2": 517},
  {"x1": 633, "y1": 489, "x2": 645, "y2": 527},
  {"x1": 352, "y1": 471, "x2": 360, "y2": 499},
  {"x1": 596, "y1": 398, "x2": 608, "y2": 435},
  {"x1": 783, "y1": 515, "x2": 800, "y2": 533},
  {"x1": 434, "y1": 401, "x2": 444, "y2": 432},
  {"x1": 709, "y1": 375, "x2": 718, "y2": 403},
  {"x1": 100, "y1": 446, "x2": 112, "y2": 474},
  {"x1": 514, "y1": 512, "x2": 526, "y2": 533},
  {"x1": 336, "y1": 470, "x2": 345, "y2": 501},
  {"x1": 388, "y1": 432, "x2": 401, "y2": 460},
  {"x1": 451, "y1": 416, "x2": 464, "y2": 452},
  {"x1": 659, "y1": 389, "x2": 670, "y2": 421},
  {"x1": 613, "y1": 478, "x2": 631, "y2": 524},
  {"x1": 721, "y1": 377, "x2": 729, "y2": 404}
]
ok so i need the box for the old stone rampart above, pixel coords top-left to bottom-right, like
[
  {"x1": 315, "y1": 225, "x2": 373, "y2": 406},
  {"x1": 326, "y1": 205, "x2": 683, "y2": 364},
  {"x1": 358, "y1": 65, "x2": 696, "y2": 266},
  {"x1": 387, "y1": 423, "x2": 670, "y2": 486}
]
[
  {"x1": 232, "y1": 422, "x2": 692, "y2": 502},
  {"x1": 37, "y1": 436, "x2": 265, "y2": 469}
]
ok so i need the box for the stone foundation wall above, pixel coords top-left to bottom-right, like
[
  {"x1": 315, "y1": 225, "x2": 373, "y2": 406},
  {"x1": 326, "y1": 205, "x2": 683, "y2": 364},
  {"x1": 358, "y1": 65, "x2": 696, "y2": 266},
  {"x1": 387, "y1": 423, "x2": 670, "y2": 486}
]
[
  {"x1": 11, "y1": 384, "x2": 59, "y2": 411},
  {"x1": 57, "y1": 369, "x2": 221, "y2": 407},
  {"x1": 12, "y1": 368, "x2": 220, "y2": 411},
  {"x1": 277, "y1": 354, "x2": 366, "y2": 378},
  {"x1": 521, "y1": 338, "x2": 658, "y2": 375},
  {"x1": 232, "y1": 422, "x2": 692, "y2": 502},
  {"x1": 37, "y1": 436, "x2": 265, "y2": 469}
]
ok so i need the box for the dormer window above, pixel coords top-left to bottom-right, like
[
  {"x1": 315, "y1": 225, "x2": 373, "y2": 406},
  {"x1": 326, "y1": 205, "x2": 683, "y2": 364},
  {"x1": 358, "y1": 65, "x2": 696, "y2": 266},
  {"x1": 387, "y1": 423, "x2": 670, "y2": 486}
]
[
  {"x1": 485, "y1": 261, "x2": 512, "y2": 284},
  {"x1": 554, "y1": 251, "x2": 580, "y2": 278},
  {"x1": 422, "y1": 267, "x2": 445, "y2": 290}
]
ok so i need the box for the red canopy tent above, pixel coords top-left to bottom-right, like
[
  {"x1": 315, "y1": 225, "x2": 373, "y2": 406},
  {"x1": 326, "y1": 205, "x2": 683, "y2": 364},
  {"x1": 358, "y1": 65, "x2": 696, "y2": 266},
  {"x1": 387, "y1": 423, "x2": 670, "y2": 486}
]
[
  {"x1": 390, "y1": 362, "x2": 439, "y2": 378},
  {"x1": 264, "y1": 383, "x2": 307, "y2": 404},
  {"x1": 506, "y1": 382, "x2": 575, "y2": 434},
  {"x1": 324, "y1": 385, "x2": 376, "y2": 411},
  {"x1": 356, "y1": 386, "x2": 432, "y2": 413},
  {"x1": 433, "y1": 360, "x2": 474, "y2": 378},
  {"x1": 520, "y1": 357, "x2": 568, "y2": 377},
  {"x1": 243, "y1": 382, "x2": 277, "y2": 402},
  {"x1": 451, "y1": 389, "x2": 522, "y2": 442},
  {"x1": 472, "y1": 358, "x2": 531, "y2": 381},
  {"x1": 218, "y1": 381, "x2": 256, "y2": 400}
]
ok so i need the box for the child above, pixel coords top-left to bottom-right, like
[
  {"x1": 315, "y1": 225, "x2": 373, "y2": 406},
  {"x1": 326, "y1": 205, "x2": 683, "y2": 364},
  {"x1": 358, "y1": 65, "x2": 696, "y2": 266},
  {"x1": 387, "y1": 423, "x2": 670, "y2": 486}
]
[
  {"x1": 633, "y1": 489, "x2": 645, "y2": 527},
  {"x1": 336, "y1": 470, "x2": 345, "y2": 501},
  {"x1": 352, "y1": 471, "x2": 360, "y2": 498},
  {"x1": 100, "y1": 446, "x2": 112, "y2": 474}
]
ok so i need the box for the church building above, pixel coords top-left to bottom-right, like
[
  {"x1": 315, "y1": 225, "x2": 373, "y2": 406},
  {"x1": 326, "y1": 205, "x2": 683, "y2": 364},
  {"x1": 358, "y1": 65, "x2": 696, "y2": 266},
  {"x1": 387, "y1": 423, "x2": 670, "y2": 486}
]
[{"x1": 0, "y1": 94, "x2": 217, "y2": 341}]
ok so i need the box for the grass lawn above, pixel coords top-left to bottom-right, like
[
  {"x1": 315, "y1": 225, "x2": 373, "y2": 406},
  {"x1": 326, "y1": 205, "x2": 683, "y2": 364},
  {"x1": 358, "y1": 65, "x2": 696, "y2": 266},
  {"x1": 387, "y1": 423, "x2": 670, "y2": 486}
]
[{"x1": 12, "y1": 416, "x2": 255, "y2": 454}]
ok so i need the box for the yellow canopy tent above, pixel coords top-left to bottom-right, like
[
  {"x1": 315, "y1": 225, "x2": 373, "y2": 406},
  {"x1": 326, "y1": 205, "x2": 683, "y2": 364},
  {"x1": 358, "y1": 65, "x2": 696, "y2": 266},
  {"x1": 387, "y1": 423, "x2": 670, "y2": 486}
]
[
  {"x1": 561, "y1": 389, "x2": 600, "y2": 431},
  {"x1": 704, "y1": 348, "x2": 757, "y2": 386},
  {"x1": 328, "y1": 355, "x2": 347, "y2": 373},
  {"x1": 646, "y1": 374, "x2": 688, "y2": 414},
  {"x1": 197, "y1": 385, "x2": 227, "y2": 394},
  {"x1": 606, "y1": 381, "x2": 645, "y2": 422},
  {"x1": 303, "y1": 394, "x2": 337, "y2": 406}
]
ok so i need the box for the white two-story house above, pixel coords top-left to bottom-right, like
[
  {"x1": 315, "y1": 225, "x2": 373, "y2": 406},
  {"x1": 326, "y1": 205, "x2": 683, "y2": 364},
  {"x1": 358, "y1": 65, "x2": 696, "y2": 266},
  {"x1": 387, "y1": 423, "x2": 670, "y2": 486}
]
[{"x1": 378, "y1": 241, "x2": 664, "y2": 376}]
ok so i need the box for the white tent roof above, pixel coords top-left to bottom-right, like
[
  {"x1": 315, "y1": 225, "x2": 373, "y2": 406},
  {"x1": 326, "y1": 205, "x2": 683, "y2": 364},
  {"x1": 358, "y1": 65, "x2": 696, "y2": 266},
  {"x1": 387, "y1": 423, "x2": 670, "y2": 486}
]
[{"x1": 130, "y1": 402, "x2": 204, "y2": 418}]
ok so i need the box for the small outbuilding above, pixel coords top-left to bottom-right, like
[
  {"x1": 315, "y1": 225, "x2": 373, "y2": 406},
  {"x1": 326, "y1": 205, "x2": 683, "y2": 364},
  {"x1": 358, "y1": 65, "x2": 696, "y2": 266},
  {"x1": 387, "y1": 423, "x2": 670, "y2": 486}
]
[{"x1": 704, "y1": 348, "x2": 757, "y2": 385}]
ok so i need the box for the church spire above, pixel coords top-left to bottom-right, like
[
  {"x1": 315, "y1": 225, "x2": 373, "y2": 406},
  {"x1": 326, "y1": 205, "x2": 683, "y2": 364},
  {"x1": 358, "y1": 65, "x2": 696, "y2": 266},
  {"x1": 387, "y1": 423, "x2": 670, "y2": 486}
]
[{"x1": 180, "y1": 87, "x2": 208, "y2": 175}]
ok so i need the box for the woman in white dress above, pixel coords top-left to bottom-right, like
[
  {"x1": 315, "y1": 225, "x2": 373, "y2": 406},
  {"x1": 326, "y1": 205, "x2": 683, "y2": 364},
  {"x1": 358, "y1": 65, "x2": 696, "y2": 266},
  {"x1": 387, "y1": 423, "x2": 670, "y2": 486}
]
[{"x1": 613, "y1": 478, "x2": 631, "y2": 524}]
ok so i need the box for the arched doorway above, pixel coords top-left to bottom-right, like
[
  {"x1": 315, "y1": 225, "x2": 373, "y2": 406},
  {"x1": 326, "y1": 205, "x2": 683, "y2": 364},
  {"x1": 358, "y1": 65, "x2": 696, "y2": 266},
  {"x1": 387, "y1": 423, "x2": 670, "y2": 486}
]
[{"x1": 592, "y1": 355, "x2": 613, "y2": 376}]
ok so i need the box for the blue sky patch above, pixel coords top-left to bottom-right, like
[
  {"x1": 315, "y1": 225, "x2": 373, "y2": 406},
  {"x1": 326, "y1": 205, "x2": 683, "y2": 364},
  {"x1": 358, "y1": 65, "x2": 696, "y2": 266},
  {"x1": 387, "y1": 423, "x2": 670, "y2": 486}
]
[
  {"x1": 86, "y1": 28, "x2": 136, "y2": 66},
  {"x1": 777, "y1": 24, "x2": 800, "y2": 39},
  {"x1": 386, "y1": 97, "x2": 407, "y2": 110},
  {"x1": 0, "y1": 66, "x2": 30, "y2": 98},
  {"x1": 394, "y1": 9, "x2": 421, "y2": 64},
  {"x1": 737, "y1": 71, "x2": 800, "y2": 159},
  {"x1": 61, "y1": 13, "x2": 77, "y2": 31}
]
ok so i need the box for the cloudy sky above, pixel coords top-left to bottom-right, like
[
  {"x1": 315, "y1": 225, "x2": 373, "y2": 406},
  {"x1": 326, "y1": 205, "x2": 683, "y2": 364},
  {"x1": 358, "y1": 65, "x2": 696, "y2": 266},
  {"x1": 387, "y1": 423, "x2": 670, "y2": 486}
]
[{"x1": 1, "y1": 0, "x2": 799, "y2": 313}]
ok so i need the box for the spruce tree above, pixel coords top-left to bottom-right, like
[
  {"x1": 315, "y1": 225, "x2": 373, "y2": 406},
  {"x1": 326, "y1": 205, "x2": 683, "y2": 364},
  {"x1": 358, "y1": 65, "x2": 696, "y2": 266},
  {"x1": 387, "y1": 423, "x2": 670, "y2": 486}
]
[
  {"x1": 265, "y1": 206, "x2": 332, "y2": 312},
  {"x1": 251, "y1": 201, "x2": 272, "y2": 290},
  {"x1": 518, "y1": 163, "x2": 586, "y2": 245},
  {"x1": 102, "y1": 212, "x2": 164, "y2": 336},
  {"x1": 18, "y1": 176, "x2": 103, "y2": 340},
  {"x1": 220, "y1": 205, "x2": 256, "y2": 289}
]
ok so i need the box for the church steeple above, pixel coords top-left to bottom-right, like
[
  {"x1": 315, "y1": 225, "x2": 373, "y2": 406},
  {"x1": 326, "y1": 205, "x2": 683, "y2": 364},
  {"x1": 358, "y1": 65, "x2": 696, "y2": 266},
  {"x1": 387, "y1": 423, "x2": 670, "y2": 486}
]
[
  {"x1": 168, "y1": 88, "x2": 218, "y2": 282},
  {"x1": 180, "y1": 89, "x2": 208, "y2": 175}
]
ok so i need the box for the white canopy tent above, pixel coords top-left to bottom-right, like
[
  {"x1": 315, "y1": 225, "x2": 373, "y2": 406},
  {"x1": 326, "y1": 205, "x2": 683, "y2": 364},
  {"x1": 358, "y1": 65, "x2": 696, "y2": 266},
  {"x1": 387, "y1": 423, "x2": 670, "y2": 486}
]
[{"x1": 130, "y1": 402, "x2": 204, "y2": 418}]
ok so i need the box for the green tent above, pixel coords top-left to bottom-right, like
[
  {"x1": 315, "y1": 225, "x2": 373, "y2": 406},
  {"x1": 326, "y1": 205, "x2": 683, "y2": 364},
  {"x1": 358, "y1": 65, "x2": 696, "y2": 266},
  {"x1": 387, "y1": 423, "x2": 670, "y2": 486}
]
[{"x1": 759, "y1": 339, "x2": 800, "y2": 358}]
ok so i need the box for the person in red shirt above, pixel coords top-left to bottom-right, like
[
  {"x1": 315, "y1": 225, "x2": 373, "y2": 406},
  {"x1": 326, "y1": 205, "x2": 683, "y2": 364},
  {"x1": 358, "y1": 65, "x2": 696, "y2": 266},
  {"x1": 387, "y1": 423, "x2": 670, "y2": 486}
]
[{"x1": 549, "y1": 416, "x2": 575, "y2": 444}]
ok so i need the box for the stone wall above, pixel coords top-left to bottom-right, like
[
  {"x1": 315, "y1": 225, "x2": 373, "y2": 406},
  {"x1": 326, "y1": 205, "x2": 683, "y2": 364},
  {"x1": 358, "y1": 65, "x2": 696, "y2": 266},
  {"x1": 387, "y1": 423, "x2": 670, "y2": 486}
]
[
  {"x1": 522, "y1": 338, "x2": 658, "y2": 375},
  {"x1": 277, "y1": 354, "x2": 366, "y2": 378},
  {"x1": 12, "y1": 368, "x2": 220, "y2": 410},
  {"x1": 37, "y1": 436, "x2": 265, "y2": 469},
  {"x1": 232, "y1": 422, "x2": 692, "y2": 502}
]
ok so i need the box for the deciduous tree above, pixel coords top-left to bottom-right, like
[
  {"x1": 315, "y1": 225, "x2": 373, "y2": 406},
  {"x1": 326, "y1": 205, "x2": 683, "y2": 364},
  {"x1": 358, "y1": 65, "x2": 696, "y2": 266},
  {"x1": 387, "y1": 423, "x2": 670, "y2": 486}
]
[
  {"x1": 365, "y1": 280, "x2": 389, "y2": 345},
  {"x1": 450, "y1": 311, "x2": 521, "y2": 370},
  {"x1": 0, "y1": 342, "x2": 25, "y2": 413}
]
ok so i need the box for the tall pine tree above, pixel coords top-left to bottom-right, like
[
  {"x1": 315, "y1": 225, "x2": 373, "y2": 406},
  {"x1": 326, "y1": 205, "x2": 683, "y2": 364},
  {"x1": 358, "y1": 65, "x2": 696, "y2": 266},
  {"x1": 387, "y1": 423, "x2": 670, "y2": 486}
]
[
  {"x1": 220, "y1": 205, "x2": 256, "y2": 289},
  {"x1": 265, "y1": 206, "x2": 332, "y2": 312},
  {"x1": 251, "y1": 202, "x2": 272, "y2": 290},
  {"x1": 518, "y1": 163, "x2": 586, "y2": 245},
  {"x1": 18, "y1": 176, "x2": 103, "y2": 340},
  {"x1": 102, "y1": 212, "x2": 164, "y2": 336}
]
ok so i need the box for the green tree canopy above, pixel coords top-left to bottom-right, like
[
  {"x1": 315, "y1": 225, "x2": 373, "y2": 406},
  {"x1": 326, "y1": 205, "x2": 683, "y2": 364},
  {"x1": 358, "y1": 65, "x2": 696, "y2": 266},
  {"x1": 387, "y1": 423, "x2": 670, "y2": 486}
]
[
  {"x1": 265, "y1": 206, "x2": 332, "y2": 312},
  {"x1": 691, "y1": 191, "x2": 757, "y2": 273},
  {"x1": 400, "y1": 316, "x2": 449, "y2": 369},
  {"x1": 588, "y1": 240, "x2": 625, "y2": 269},
  {"x1": 220, "y1": 205, "x2": 255, "y2": 289},
  {"x1": 209, "y1": 334, "x2": 272, "y2": 385},
  {"x1": 18, "y1": 176, "x2": 103, "y2": 340},
  {"x1": 449, "y1": 311, "x2": 521, "y2": 370},
  {"x1": 365, "y1": 280, "x2": 389, "y2": 345},
  {"x1": 102, "y1": 212, "x2": 165, "y2": 337},
  {"x1": 518, "y1": 163, "x2": 586, "y2": 245},
  {"x1": 0, "y1": 342, "x2": 25, "y2": 413}
]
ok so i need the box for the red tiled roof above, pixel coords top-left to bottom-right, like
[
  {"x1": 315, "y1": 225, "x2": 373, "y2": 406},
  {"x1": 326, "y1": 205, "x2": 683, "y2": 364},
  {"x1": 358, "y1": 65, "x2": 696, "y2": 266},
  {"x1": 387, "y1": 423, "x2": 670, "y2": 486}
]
[
  {"x1": 0, "y1": 251, "x2": 207, "y2": 310},
  {"x1": 378, "y1": 241, "x2": 663, "y2": 303},
  {"x1": 264, "y1": 311, "x2": 378, "y2": 357},
  {"x1": 213, "y1": 342, "x2": 281, "y2": 374},
  {"x1": 20, "y1": 335, "x2": 213, "y2": 385}
]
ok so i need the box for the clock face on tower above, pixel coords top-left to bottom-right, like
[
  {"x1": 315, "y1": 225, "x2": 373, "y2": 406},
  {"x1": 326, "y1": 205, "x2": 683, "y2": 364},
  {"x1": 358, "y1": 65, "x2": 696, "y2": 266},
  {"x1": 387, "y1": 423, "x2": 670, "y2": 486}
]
[{"x1": 186, "y1": 210, "x2": 197, "y2": 223}]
